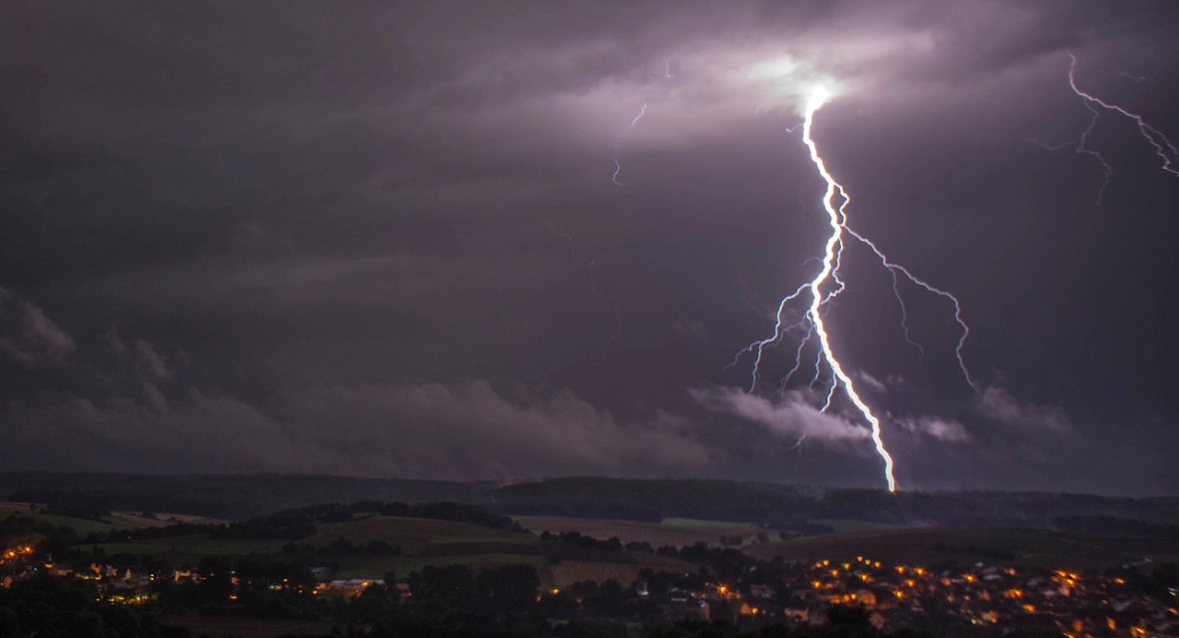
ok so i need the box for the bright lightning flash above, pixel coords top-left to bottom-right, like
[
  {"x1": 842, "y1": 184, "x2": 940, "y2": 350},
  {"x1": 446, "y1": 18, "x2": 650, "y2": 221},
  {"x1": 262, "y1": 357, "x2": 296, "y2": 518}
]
[
  {"x1": 736, "y1": 84, "x2": 979, "y2": 493},
  {"x1": 797, "y1": 86, "x2": 897, "y2": 492}
]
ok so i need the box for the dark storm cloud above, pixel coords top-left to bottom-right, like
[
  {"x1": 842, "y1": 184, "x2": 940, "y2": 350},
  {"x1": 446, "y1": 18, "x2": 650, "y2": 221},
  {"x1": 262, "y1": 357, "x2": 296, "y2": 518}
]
[
  {"x1": 1, "y1": 0, "x2": 1177, "y2": 493},
  {"x1": 691, "y1": 386, "x2": 871, "y2": 446},
  {"x1": 0, "y1": 287, "x2": 75, "y2": 367},
  {"x1": 976, "y1": 386, "x2": 1075, "y2": 436},
  {"x1": 896, "y1": 416, "x2": 971, "y2": 444},
  {"x1": 0, "y1": 375, "x2": 714, "y2": 480},
  {"x1": 102, "y1": 328, "x2": 181, "y2": 380}
]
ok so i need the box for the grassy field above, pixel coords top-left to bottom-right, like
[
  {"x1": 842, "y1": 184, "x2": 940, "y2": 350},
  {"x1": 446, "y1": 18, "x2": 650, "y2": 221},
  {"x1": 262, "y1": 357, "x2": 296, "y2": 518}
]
[
  {"x1": 83, "y1": 534, "x2": 289, "y2": 560},
  {"x1": 514, "y1": 515, "x2": 766, "y2": 548},
  {"x1": 661, "y1": 517, "x2": 753, "y2": 529},
  {"x1": 1, "y1": 502, "x2": 227, "y2": 537},
  {"x1": 744, "y1": 527, "x2": 1179, "y2": 570},
  {"x1": 313, "y1": 515, "x2": 533, "y2": 554},
  {"x1": 330, "y1": 553, "x2": 551, "y2": 580},
  {"x1": 810, "y1": 519, "x2": 902, "y2": 534},
  {"x1": 86, "y1": 515, "x2": 697, "y2": 584}
]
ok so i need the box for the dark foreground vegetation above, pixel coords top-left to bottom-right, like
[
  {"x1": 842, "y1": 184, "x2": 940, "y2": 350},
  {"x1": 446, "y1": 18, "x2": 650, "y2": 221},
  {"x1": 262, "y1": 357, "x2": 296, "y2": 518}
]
[{"x1": 0, "y1": 568, "x2": 941, "y2": 638}]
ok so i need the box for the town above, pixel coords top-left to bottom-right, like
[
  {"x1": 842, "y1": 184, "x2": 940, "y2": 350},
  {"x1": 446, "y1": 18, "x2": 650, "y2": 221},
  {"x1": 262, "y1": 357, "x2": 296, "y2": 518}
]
[{"x1": 3, "y1": 531, "x2": 1177, "y2": 637}]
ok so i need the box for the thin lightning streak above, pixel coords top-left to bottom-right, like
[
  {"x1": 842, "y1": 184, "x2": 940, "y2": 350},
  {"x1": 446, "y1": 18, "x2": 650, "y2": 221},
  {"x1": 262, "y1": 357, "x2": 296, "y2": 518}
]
[
  {"x1": 664, "y1": 58, "x2": 674, "y2": 79},
  {"x1": 629, "y1": 103, "x2": 648, "y2": 129},
  {"x1": 1073, "y1": 99, "x2": 1115, "y2": 206},
  {"x1": 1031, "y1": 93, "x2": 1113, "y2": 208},
  {"x1": 611, "y1": 102, "x2": 649, "y2": 186},
  {"x1": 731, "y1": 283, "x2": 809, "y2": 392},
  {"x1": 797, "y1": 90, "x2": 897, "y2": 491},
  {"x1": 779, "y1": 324, "x2": 813, "y2": 392},
  {"x1": 886, "y1": 265, "x2": 925, "y2": 362},
  {"x1": 808, "y1": 341, "x2": 825, "y2": 390},
  {"x1": 843, "y1": 227, "x2": 978, "y2": 394},
  {"x1": 546, "y1": 220, "x2": 622, "y2": 363},
  {"x1": 826, "y1": 239, "x2": 847, "y2": 302},
  {"x1": 1030, "y1": 132, "x2": 1113, "y2": 209},
  {"x1": 1067, "y1": 53, "x2": 1179, "y2": 178},
  {"x1": 820, "y1": 375, "x2": 838, "y2": 413}
]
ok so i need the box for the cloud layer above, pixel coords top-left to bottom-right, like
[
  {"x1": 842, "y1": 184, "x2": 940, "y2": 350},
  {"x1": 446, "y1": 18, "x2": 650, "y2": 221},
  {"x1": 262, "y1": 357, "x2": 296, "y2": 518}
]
[
  {"x1": 691, "y1": 386, "x2": 870, "y2": 445},
  {"x1": 977, "y1": 386, "x2": 1075, "y2": 435},
  {"x1": 0, "y1": 287, "x2": 75, "y2": 367},
  {"x1": 0, "y1": 0, "x2": 1175, "y2": 494},
  {"x1": 1, "y1": 380, "x2": 712, "y2": 480}
]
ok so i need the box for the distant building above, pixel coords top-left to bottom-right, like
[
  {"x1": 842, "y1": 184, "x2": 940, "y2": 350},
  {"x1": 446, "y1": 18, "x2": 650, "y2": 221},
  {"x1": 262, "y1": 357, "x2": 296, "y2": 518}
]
[
  {"x1": 662, "y1": 599, "x2": 709, "y2": 622},
  {"x1": 783, "y1": 607, "x2": 809, "y2": 623},
  {"x1": 317, "y1": 579, "x2": 384, "y2": 597}
]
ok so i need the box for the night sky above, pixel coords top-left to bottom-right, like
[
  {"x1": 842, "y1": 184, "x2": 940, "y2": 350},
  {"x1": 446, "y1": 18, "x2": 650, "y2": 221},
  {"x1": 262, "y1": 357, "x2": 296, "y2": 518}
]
[{"x1": 2, "y1": 1, "x2": 1177, "y2": 495}]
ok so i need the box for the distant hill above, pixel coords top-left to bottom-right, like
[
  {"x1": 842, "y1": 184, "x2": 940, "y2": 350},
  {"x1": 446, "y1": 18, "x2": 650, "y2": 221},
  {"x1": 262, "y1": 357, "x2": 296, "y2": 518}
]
[
  {"x1": 0, "y1": 472, "x2": 492, "y2": 519},
  {"x1": 485, "y1": 477, "x2": 1179, "y2": 529},
  {"x1": 5, "y1": 473, "x2": 1178, "y2": 531},
  {"x1": 485, "y1": 477, "x2": 816, "y2": 522}
]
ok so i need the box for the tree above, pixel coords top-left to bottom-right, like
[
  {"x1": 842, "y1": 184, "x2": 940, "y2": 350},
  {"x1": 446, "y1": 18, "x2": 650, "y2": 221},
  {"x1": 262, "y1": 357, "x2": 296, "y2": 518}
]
[
  {"x1": 827, "y1": 603, "x2": 871, "y2": 625},
  {"x1": 408, "y1": 565, "x2": 474, "y2": 606},
  {"x1": 0, "y1": 608, "x2": 20, "y2": 638},
  {"x1": 475, "y1": 565, "x2": 539, "y2": 613}
]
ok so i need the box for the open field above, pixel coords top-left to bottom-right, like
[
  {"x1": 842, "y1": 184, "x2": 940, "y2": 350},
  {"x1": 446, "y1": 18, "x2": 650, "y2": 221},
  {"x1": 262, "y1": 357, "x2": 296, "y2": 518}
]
[
  {"x1": 513, "y1": 515, "x2": 911, "y2": 548},
  {"x1": 330, "y1": 553, "x2": 551, "y2": 580},
  {"x1": 314, "y1": 515, "x2": 533, "y2": 553},
  {"x1": 88, "y1": 514, "x2": 697, "y2": 583},
  {"x1": 0, "y1": 502, "x2": 220, "y2": 536},
  {"x1": 514, "y1": 515, "x2": 766, "y2": 548},
  {"x1": 110, "y1": 510, "x2": 228, "y2": 526},
  {"x1": 744, "y1": 527, "x2": 1179, "y2": 570},
  {"x1": 319, "y1": 516, "x2": 696, "y2": 583},
  {"x1": 661, "y1": 517, "x2": 754, "y2": 528},
  {"x1": 83, "y1": 534, "x2": 290, "y2": 560},
  {"x1": 810, "y1": 518, "x2": 902, "y2": 534}
]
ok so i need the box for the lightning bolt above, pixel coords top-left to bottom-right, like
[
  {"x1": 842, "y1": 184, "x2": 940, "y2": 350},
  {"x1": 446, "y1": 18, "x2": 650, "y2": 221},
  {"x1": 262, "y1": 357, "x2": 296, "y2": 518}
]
[
  {"x1": 547, "y1": 220, "x2": 622, "y2": 363},
  {"x1": 611, "y1": 102, "x2": 648, "y2": 186},
  {"x1": 1065, "y1": 53, "x2": 1179, "y2": 180},
  {"x1": 795, "y1": 90, "x2": 898, "y2": 491},
  {"x1": 611, "y1": 159, "x2": 625, "y2": 187},
  {"x1": 778, "y1": 326, "x2": 813, "y2": 391},
  {"x1": 734, "y1": 86, "x2": 982, "y2": 492}
]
